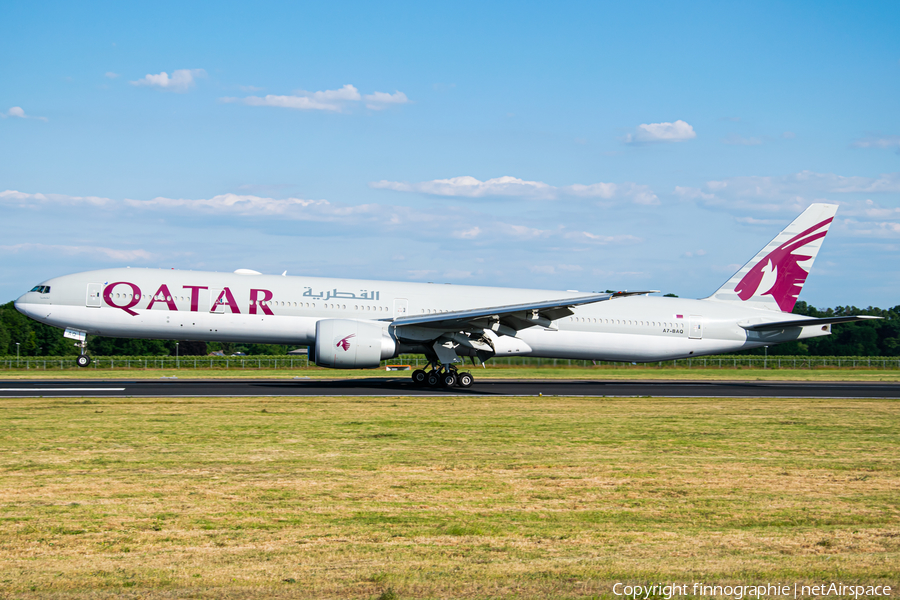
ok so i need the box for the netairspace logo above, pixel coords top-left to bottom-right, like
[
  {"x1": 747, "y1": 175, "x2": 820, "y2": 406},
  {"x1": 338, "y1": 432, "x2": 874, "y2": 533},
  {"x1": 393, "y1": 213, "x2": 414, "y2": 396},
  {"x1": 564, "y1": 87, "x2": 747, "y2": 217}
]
[{"x1": 612, "y1": 582, "x2": 892, "y2": 599}]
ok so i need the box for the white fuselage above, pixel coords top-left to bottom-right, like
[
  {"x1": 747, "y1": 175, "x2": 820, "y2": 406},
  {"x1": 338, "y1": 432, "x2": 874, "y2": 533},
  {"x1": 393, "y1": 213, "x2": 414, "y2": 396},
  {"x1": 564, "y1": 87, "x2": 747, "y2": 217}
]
[{"x1": 14, "y1": 267, "x2": 828, "y2": 362}]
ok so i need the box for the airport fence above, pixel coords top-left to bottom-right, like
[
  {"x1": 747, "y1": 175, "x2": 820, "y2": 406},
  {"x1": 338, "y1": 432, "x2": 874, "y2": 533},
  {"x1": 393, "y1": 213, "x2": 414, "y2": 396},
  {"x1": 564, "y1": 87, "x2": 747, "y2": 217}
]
[{"x1": 2, "y1": 354, "x2": 900, "y2": 371}]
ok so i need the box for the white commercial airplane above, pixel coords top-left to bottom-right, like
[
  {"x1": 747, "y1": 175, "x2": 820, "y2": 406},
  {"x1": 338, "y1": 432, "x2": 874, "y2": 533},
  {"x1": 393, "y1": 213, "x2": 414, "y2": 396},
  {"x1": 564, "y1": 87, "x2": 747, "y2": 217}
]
[{"x1": 15, "y1": 203, "x2": 876, "y2": 387}]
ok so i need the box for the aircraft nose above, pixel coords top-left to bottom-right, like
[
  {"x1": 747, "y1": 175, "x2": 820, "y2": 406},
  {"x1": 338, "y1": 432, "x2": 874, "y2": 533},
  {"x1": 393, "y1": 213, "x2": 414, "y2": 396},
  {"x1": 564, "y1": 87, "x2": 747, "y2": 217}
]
[{"x1": 14, "y1": 293, "x2": 32, "y2": 317}]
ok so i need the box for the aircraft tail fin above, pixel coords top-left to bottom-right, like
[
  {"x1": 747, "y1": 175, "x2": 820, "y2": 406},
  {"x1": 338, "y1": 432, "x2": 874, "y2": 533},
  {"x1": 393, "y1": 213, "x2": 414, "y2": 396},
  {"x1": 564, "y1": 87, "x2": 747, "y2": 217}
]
[{"x1": 705, "y1": 203, "x2": 838, "y2": 313}]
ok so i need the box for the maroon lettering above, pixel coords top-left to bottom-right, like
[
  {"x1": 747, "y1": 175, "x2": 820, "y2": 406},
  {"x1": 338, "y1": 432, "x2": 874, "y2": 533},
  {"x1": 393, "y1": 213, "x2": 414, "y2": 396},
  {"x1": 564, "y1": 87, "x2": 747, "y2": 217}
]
[
  {"x1": 211, "y1": 287, "x2": 241, "y2": 314},
  {"x1": 249, "y1": 289, "x2": 274, "y2": 315},
  {"x1": 103, "y1": 281, "x2": 142, "y2": 316},
  {"x1": 147, "y1": 284, "x2": 178, "y2": 311},
  {"x1": 183, "y1": 285, "x2": 208, "y2": 312}
]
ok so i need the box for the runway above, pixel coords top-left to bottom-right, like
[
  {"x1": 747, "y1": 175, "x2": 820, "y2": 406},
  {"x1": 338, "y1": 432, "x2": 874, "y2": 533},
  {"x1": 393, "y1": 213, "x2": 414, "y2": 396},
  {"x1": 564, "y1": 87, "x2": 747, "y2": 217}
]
[{"x1": 1, "y1": 378, "x2": 899, "y2": 398}]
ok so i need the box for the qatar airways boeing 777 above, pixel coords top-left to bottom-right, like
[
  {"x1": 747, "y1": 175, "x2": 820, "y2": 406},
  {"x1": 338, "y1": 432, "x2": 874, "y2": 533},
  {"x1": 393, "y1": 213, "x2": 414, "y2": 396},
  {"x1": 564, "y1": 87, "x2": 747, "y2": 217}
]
[{"x1": 14, "y1": 203, "x2": 876, "y2": 387}]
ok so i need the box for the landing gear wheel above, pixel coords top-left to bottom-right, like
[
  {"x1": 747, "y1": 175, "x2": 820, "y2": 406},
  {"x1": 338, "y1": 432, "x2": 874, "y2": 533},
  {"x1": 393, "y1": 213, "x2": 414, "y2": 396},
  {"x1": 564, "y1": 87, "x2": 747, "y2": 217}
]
[
  {"x1": 426, "y1": 371, "x2": 441, "y2": 387},
  {"x1": 76, "y1": 355, "x2": 91, "y2": 368},
  {"x1": 457, "y1": 372, "x2": 474, "y2": 388},
  {"x1": 412, "y1": 369, "x2": 427, "y2": 385},
  {"x1": 441, "y1": 372, "x2": 458, "y2": 387}
]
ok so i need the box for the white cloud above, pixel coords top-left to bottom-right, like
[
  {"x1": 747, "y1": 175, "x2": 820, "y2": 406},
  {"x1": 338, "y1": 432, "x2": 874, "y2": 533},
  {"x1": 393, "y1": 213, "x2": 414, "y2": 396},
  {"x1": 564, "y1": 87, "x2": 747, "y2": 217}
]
[
  {"x1": 222, "y1": 85, "x2": 410, "y2": 113},
  {"x1": 371, "y1": 176, "x2": 659, "y2": 204},
  {"x1": 364, "y1": 90, "x2": 409, "y2": 110},
  {"x1": 859, "y1": 198, "x2": 900, "y2": 219},
  {"x1": 407, "y1": 269, "x2": 438, "y2": 279},
  {"x1": 2, "y1": 106, "x2": 47, "y2": 121},
  {"x1": 676, "y1": 171, "x2": 900, "y2": 241},
  {"x1": 498, "y1": 223, "x2": 548, "y2": 238},
  {"x1": 0, "y1": 190, "x2": 111, "y2": 206},
  {"x1": 529, "y1": 264, "x2": 584, "y2": 276},
  {"x1": 734, "y1": 216, "x2": 781, "y2": 225},
  {"x1": 676, "y1": 171, "x2": 900, "y2": 214},
  {"x1": 221, "y1": 94, "x2": 345, "y2": 112},
  {"x1": 567, "y1": 182, "x2": 659, "y2": 205},
  {"x1": 1, "y1": 188, "x2": 647, "y2": 260},
  {"x1": 564, "y1": 182, "x2": 618, "y2": 198},
  {"x1": 305, "y1": 84, "x2": 361, "y2": 102},
  {"x1": 105, "y1": 71, "x2": 119, "y2": 79},
  {"x1": 622, "y1": 120, "x2": 696, "y2": 143},
  {"x1": 722, "y1": 134, "x2": 763, "y2": 146},
  {"x1": 372, "y1": 175, "x2": 554, "y2": 199},
  {"x1": 124, "y1": 193, "x2": 330, "y2": 215},
  {"x1": 453, "y1": 226, "x2": 482, "y2": 239},
  {"x1": 563, "y1": 231, "x2": 643, "y2": 244},
  {"x1": 852, "y1": 135, "x2": 900, "y2": 151},
  {"x1": 130, "y1": 69, "x2": 206, "y2": 92},
  {"x1": 590, "y1": 269, "x2": 646, "y2": 279},
  {"x1": 840, "y1": 219, "x2": 900, "y2": 238},
  {"x1": 0, "y1": 243, "x2": 153, "y2": 262}
]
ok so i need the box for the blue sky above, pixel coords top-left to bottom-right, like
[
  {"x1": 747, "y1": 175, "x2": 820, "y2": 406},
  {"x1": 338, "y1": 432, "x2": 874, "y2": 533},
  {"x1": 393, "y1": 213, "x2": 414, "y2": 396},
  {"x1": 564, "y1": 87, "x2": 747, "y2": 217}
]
[{"x1": 2, "y1": 0, "x2": 899, "y2": 307}]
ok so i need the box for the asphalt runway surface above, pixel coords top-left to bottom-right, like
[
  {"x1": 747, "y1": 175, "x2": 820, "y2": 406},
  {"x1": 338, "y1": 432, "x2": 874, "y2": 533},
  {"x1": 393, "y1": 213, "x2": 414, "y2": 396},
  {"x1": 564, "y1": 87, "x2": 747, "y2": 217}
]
[{"x1": 1, "y1": 378, "x2": 899, "y2": 398}]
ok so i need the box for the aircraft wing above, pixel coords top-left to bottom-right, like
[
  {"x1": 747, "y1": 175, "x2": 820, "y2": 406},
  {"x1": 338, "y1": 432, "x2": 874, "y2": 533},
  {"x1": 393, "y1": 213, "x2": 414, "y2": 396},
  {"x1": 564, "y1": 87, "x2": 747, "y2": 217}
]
[
  {"x1": 391, "y1": 290, "x2": 659, "y2": 333},
  {"x1": 740, "y1": 315, "x2": 882, "y2": 331}
]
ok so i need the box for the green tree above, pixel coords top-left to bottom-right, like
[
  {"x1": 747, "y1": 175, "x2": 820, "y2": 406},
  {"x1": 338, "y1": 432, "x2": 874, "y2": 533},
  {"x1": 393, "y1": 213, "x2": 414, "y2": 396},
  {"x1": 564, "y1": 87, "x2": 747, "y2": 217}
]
[{"x1": 0, "y1": 320, "x2": 10, "y2": 356}]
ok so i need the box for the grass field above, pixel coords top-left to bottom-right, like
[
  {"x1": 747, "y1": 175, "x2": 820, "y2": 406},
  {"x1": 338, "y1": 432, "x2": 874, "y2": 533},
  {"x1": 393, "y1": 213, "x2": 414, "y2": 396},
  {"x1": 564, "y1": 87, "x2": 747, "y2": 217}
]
[
  {"x1": 1, "y1": 365, "x2": 900, "y2": 381},
  {"x1": 1, "y1": 395, "x2": 898, "y2": 599}
]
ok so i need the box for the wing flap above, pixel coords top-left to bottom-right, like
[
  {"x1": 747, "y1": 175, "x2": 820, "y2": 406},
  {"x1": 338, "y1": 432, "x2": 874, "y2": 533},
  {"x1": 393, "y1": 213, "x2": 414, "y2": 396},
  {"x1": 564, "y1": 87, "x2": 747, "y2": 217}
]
[{"x1": 391, "y1": 290, "x2": 658, "y2": 332}]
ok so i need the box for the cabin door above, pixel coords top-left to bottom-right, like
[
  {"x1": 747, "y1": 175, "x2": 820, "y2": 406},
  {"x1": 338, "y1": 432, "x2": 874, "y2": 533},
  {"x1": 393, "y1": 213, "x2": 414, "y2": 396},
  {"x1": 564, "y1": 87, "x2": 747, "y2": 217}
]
[
  {"x1": 393, "y1": 298, "x2": 409, "y2": 319},
  {"x1": 689, "y1": 315, "x2": 703, "y2": 339},
  {"x1": 86, "y1": 283, "x2": 102, "y2": 307},
  {"x1": 209, "y1": 289, "x2": 224, "y2": 314}
]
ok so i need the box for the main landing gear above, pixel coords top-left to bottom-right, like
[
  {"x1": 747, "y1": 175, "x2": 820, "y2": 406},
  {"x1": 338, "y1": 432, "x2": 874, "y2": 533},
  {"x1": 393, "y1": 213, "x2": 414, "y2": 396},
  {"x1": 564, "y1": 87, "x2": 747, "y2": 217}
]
[{"x1": 412, "y1": 364, "x2": 474, "y2": 388}]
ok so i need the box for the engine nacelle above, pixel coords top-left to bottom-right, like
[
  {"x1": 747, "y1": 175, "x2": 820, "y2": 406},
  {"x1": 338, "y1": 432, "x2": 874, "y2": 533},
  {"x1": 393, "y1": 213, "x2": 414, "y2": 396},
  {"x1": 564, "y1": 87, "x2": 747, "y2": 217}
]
[{"x1": 314, "y1": 319, "x2": 397, "y2": 369}]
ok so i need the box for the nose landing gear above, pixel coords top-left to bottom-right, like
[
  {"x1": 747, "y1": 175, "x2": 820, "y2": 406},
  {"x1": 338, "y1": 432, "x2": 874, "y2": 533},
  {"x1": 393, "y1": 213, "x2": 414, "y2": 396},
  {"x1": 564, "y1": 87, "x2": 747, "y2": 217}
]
[{"x1": 75, "y1": 337, "x2": 91, "y2": 367}]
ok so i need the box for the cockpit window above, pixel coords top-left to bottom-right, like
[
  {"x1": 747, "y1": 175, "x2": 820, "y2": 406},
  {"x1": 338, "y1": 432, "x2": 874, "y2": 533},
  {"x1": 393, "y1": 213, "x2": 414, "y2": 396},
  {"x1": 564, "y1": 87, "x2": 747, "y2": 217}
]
[{"x1": 29, "y1": 285, "x2": 50, "y2": 294}]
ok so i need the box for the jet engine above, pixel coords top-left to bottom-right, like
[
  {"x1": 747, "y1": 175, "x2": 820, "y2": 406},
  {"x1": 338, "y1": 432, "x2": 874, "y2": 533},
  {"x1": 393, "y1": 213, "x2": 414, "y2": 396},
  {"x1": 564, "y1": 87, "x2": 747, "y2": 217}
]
[{"x1": 314, "y1": 319, "x2": 397, "y2": 369}]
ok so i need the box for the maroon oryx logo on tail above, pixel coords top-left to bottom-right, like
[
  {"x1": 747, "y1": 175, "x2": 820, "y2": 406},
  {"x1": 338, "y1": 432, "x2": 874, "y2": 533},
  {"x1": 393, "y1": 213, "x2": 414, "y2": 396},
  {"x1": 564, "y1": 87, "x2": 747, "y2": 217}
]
[
  {"x1": 735, "y1": 217, "x2": 832, "y2": 312},
  {"x1": 335, "y1": 334, "x2": 356, "y2": 351}
]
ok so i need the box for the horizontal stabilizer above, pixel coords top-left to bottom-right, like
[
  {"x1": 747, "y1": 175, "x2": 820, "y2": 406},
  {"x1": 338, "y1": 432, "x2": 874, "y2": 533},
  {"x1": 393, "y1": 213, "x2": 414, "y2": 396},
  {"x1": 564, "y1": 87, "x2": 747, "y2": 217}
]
[{"x1": 740, "y1": 315, "x2": 881, "y2": 332}]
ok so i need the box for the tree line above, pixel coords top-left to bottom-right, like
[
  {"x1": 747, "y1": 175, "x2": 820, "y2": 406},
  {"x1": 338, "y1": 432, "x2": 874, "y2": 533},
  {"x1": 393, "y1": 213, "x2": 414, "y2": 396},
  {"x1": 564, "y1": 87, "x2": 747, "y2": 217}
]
[
  {"x1": 0, "y1": 301, "x2": 293, "y2": 356},
  {"x1": 1, "y1": 300, "x2": 898, "y2": 357}
]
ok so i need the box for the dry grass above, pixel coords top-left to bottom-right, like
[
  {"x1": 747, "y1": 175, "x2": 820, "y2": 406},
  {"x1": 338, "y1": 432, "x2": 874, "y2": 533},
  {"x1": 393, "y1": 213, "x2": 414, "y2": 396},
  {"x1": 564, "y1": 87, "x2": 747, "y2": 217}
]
[{"x1": 0, "y1": 396, "x2": 898, "y2": 599}]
